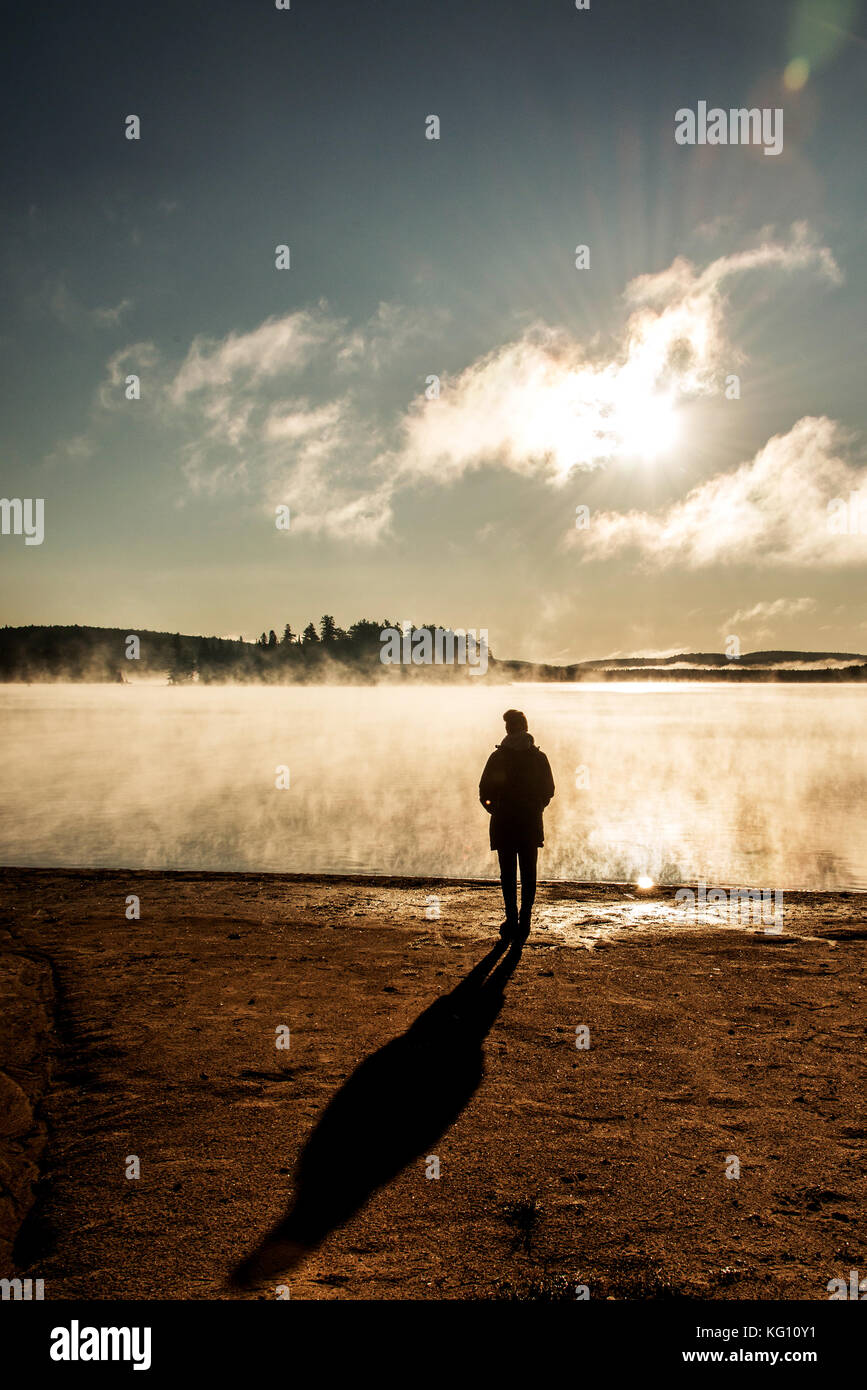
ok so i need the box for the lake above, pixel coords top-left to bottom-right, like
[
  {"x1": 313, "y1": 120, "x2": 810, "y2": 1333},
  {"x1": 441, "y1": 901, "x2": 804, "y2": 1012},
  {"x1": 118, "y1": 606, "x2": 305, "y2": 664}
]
[{"x1": 0, "y1": 682, "x2": 864, "y2": 889}]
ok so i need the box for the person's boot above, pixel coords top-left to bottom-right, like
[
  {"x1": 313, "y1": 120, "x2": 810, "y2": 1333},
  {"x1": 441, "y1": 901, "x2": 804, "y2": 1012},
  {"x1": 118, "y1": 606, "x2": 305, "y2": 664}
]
[
  {"x1": 499, "y1": 887, "x2": 519, "y2": 940},
  {"x1": 515, "y1": 905, "x2": 532, "y2": 943}
]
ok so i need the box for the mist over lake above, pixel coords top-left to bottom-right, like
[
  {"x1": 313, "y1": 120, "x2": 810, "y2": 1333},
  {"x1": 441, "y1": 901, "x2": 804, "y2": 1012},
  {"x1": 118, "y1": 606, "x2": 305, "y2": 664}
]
[{"x1": 1, "y1": 681, "x2": 864, "y2": 890}]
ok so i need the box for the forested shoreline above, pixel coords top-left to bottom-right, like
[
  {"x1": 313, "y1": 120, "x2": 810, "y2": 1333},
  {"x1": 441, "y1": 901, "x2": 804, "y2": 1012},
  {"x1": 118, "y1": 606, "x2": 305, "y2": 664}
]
[{"x1": 2, "y1": 622, "x2": 866, "y2": 684}]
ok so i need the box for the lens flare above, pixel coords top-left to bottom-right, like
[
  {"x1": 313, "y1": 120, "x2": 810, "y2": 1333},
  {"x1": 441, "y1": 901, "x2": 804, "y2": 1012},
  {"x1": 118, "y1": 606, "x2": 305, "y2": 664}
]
[{"x1": 783, "y1": 57, "x2": 810, "y2": 91}]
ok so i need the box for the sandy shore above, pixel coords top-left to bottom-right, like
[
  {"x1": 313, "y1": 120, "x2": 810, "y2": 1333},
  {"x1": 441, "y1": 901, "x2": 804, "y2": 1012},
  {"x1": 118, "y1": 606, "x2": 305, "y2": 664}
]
[{"x1": 1, "y1": 868, "x2": 865, "y2": 1300}]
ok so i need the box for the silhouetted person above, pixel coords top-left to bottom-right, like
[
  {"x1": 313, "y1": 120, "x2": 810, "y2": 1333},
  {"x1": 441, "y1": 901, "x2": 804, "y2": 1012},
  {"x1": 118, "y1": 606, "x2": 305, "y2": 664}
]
[{"x1": 479, "y1": 709, "x2": 555, "y2": 942}]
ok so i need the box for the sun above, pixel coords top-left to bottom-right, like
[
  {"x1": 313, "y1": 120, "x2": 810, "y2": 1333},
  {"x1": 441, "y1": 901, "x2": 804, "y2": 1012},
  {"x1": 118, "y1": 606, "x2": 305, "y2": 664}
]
[{"x1": 615, "y1": 389, "x2": 680, "y2": 461}]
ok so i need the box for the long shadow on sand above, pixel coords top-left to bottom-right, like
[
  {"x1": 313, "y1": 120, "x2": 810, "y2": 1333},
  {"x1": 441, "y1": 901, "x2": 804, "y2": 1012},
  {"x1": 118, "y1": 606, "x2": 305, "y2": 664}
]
[{"x1": 231, "y1": 938, "x2": 523, "y2": 1286}]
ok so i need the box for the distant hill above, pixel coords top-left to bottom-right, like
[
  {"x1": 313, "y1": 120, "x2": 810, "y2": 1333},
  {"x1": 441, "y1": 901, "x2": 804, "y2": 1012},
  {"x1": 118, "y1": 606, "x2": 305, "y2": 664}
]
[
  {"x1": 1, "y1": 623, "x2": 865, "y2": 683},
  {"x1": 571, "y1": 650, "x2": 867, "y2": 669}
]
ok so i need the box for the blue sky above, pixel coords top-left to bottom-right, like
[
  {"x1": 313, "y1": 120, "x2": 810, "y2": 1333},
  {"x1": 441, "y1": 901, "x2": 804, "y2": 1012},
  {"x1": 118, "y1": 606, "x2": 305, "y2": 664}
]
[{"x1": 1, "y1": 0, "x2": 865, "y2": 660}]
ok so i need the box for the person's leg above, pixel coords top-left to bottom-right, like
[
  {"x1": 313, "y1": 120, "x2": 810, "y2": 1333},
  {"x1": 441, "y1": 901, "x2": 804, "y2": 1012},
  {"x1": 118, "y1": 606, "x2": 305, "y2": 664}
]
[
  {"x1": 517, "y1": 841, "x2": 538, "y2": 934},
  {"x1": 497, "y1": 844, "x2": 519, "y2": 931}
]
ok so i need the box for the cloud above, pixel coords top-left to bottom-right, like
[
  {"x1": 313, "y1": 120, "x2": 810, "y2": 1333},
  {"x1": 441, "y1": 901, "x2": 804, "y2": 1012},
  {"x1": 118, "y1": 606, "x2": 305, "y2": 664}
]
[
  {"x1": 263, "y1": 402, "x2": 345, "y2": 442},
  {"x1": 598, "y1": 646, "x2": 692, "y2": 660},
  {"x1": 722, "y1": 596, "x2": 818, "y2": 642},
  {"x1": 43, "y1": 433, "x2": 95, "y2": 468},
  {"x1": 168, "y1": 300, "x2": 440, "y2": 405},
  {"x1": 576, "y1": 416, "x2": 867, "y2": 568},
  {"x1": 169, "y1": 308, "x2": 340, "y2": 403},
  {"x1": 162, "y1": 303, "x2": 420, "y2": 540},
  {"x1": 91, "y1": 298, "x2": 134, "y2": 328},
  {"x1": 47, "y1": 278, "x2": 134, "y2": 330},
  {"x1": 97, "y1": 341, "x2": 161, "y2": 409},
  {"x1": 726, "y1": 597, "x2": 817, "y2": 627}
]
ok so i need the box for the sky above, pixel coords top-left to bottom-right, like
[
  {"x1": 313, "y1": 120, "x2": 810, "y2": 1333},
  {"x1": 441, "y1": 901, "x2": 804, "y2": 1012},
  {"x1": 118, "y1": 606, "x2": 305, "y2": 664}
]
[{"x1": 1, "y1": 0, "x2": 865, "y2": 663}]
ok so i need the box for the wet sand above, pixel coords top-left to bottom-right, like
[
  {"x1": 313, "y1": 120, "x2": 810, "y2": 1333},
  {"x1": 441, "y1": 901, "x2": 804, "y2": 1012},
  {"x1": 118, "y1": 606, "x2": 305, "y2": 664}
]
[{"x1": 1, "y1": 868, "x2": 865, "y2": 1300}]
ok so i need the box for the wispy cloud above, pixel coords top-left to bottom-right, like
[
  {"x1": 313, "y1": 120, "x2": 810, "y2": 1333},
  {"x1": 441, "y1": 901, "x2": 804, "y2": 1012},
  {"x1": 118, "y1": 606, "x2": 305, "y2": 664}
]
[
  {"x1": 722, "y1": 596, "x2": 818, "y2": 642},
  {"x1": 576, "y1": 416, "x2": 867, "y2": 569},
  {"x1": 169, "y1": 309, "x2": 337, "y2": 404},
  {"x1": 726, "y1": 597, "x2": 817, "y2": 626},
  {"x1": 161, "y1": 302, "x2": 423, "y2": 539},
  {"x1": 47, "y1": 278, "x2": 134, "y2": 330},
  {"x1": 90, "y1": 297, "x2": 135, "y2": 328},
  {"x1": 97, "y1": 341, "x2": 161, "y2": 410}
]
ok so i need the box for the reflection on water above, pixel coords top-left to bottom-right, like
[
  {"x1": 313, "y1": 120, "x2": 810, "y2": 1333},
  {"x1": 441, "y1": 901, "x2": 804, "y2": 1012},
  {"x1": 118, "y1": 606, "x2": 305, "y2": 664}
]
[{"x1": 0, "y1": 682, "x2": 864, "y2": 889}]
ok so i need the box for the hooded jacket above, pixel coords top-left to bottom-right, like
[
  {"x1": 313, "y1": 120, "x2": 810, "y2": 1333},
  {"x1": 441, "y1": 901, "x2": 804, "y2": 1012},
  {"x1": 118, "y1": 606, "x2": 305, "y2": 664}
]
[{"x1": 479, "y1": 732, "x2": 555, "y2": 850}]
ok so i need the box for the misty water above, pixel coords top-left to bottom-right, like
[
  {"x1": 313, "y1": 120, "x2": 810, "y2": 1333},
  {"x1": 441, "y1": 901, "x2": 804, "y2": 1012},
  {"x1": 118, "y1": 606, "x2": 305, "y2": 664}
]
[{"x1": 0, "y1": 682, "x2": 864, "y2": 890}]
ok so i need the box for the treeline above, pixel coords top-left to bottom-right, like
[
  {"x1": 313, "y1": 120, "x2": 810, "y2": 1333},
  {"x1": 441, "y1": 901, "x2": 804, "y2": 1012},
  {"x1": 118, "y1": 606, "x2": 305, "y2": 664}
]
[
  {"x1": 0, "y1": 624, "x2": 248, "y2": 683},
  {"x1": 187, "y1": 616, "x2": 417, "y2": 683},
  {"x1": 187, "y1": 616, "x2": 484, "y2": 682},
  {"x1": 0, "y1": 619, "x2": 480, "y2": 684}
]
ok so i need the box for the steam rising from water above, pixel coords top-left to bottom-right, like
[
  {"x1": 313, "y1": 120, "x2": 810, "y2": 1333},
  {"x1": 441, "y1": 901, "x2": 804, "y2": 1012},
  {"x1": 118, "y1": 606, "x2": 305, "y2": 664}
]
[{"x1": 0, "y1": 682, "x2": 864, "y2": 889}]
